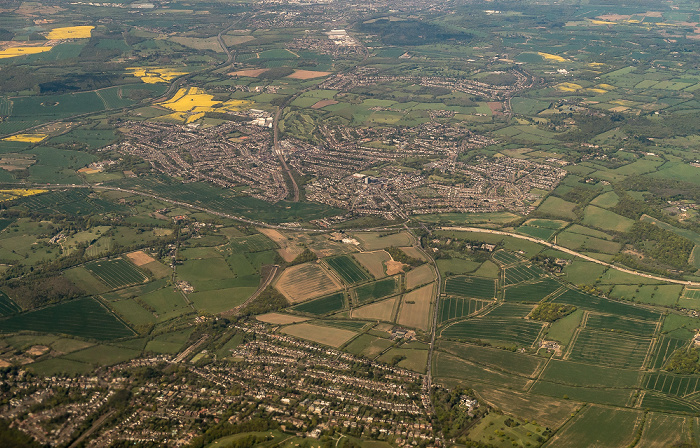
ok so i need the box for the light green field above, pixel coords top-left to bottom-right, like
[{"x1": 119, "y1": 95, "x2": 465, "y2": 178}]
[
  {"x1": 561, "y1": 261, "x2": 606, "y2": 285},
  {"x1": 536, "y1": 196, "x2": 577, "y2": 220},
  {"x1": 472, "y1": 260, "x2": 500, "y2": 278},
  {"x1": 582, "y1": 206, "x2": 634, "y2": 233},
  {"x1": 547, "y1": 405, "x2": 641, "y2": 448},
  {"x1": 189, "y1": 286, "x2": 257, "y2": 314},
  {"x1": 546, "y1": 309, "x2": 583, "y2": 346},
  {"x1": 467, "y1": 413, "x2": 548, "y2": 448},
  {"x1": 589, "y1": 191, "x2": 620, "y2": 209},
  {"x1": 378, "y1": 347, "x2": 428, "y2": 373}
]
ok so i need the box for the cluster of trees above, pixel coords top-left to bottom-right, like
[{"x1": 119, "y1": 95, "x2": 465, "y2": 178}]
[
  {"x1": 385, "y1": 246, "x2": 423, "y2": 268},
  {"x1": 242, "y1": 286, "x2": 288, "y2": 316},
  {"x1": 187, "y1": 418, "x2": 279, "y2": 448},
  {"x1": 665, "y1": 347, "x2": 700, "y2": 374},
  {"x1": 431, "y1": 386, "x2": 485, "y2": 440},
  {"x1": 289, "y1": 247, "x2": 317, "y2": 266},
  {"x1": 4, "y1": 275, "x2": 83, "y2": 309},
  {"x1": 623, "y1": 222, "x2": 694, "y2": 271},
  {"x1": 0, "y1": 419, "x2": 39, "y2": 448},
  {"x1": 529, "y1": 303, "x2": 576, "y2": 322}
]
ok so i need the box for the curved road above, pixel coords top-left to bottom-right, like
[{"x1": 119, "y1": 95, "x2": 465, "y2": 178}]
[{"x1": 441, "y1": 226, "x2": 700, "y2": 286}]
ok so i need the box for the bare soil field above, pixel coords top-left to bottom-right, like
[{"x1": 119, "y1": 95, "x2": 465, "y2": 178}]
[
  {"x1": 351, "y1": 297, "x2": 398, "y2": 321},
  {"x1": 126, "y1": 250, "x2": 157, "y2": 266},
  {"x1": 353, "y1": 251, "x2": 390, "y2": 278},
  {"x1": 281, "y1": 322, "x2": 357, "y2": 347},
  {"x1": 274, "y1": 262, "x2": 342, "y2": 303},
  {"x1": 287, "y1": 70, "x2": 332, "y2": 79},
  {"x1": 397, "y1": 283, "x2": 435, "y2": 331},
  {"x1": 406, "y1": 264, "x2": 435, "y2": 290},
  {"x1": 400, "y1": 246, "x2": 427, "y2": 261},
  {"x1": 230, "y1": 69, "x2": 269, "y2": 77},
  {"x1": 311, "y1": 99, "x2": 339, "y2": 109},
  {"x1": 256, "y1": 313, "x2": 309, "y2": 325},
  {"x1": 258, "y1": 227, "x2": 303, "y2": 262}
]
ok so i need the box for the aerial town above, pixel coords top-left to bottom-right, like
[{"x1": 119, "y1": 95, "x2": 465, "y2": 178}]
[{"x1": 0, "y1": 320, "x2": 446, "y2": 447}]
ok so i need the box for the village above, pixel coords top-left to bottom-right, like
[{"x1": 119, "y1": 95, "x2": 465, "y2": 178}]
[{"x1": 0, "y1": 320, "x2": 454, "y2": 447}]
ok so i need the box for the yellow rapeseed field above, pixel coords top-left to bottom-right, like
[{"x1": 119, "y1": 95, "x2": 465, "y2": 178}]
[
  {"x1": 127, "y1": 67, "x2": 188, "y2": 83},
  {"x1": 538, "y1": 52, "x2": 567, "y2": 62},
  {"x1": 556, "y1": 82, "x2": 582, "y2": 92},
  {"x1": 0, "y1": 189, "x2": 47, "y2": 202},
  {"x1": 0, "y1": 47, "x2": 51, "y2": 59},
  {"x1": 155, "y1": 88, "x2": 256, "y2": 123},
  {"x1": 47, "y1": 26, "x2": 94, "y2": 39},
  {"x1": 2, "y1": 133, "x2": 48, "y2": 143}
]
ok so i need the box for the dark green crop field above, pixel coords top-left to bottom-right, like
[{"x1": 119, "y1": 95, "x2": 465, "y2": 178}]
[
  {"x1": 326, "y1": 255, "x2": 372, "y2": 284},
  {"x1": 0, "y1": 297, "x2": 134, "y2": 340}
]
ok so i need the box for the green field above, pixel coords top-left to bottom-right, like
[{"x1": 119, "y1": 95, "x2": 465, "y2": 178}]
[
  {"x1": 0, "y1": 290, "x2": 20, "y2": 316},
  {"x1": 438, "y1": 297, "x2": 491, "y2": 323},
  {"x1": 650, "y1": 336, "x2": 686, "y2": 370},
  {"x1": 585, "y1": 313, "x2": 657, "y2": 336},
  {"x1": 540, "y1": 359, "x2": 640, "y2": 388},
  {"x1": 354, "y1": 277, "x2": 397, "y2": 303},
  {"x1": 229, "y1": 234, "x2": 278, "y2": 252},
  {"x1": 644, "y1": 372, "x2": 700, "y2": 397},
  {"x1": 444, "y1": 276, "x2": 496, "y2": 299},
  {"x1": 546, "y1": 309, "x2": 583, "y2": 346},
  {"x1": 553, "y1": 288, "x2": 660, "y2": 321},
  {"x1": 433, "y1": 352, "x2": 530, "y2": 390},
  {"x1": 504, "y1": 278, "x2": 562, "y2": 303},
  {"x1": 326, "y1": 255, "x2": 373, "y2": 284},
  {"x1": 84, "y1": 259, "x2": 148, "y2": 289},
  {"x1": 441, "y1": 317, "x2": 543, "y2": 348},
  {"x1": 439, "y1": 340, "x2": 544, "y2": 377},
  {"x1": 0, "y1": 297, "x2": 135, "y2": 340},
  {"x1": 548, "y1": 405, "x2": 640, "y2": 447},
  {"x1": 292, "y1": 292, "x2": 346, "y2": 315},
  {"x1": 536, "y1": 196, "x2": 577, "y2": 220},
  {"x1": 530, "y1": 381, "x2": 634, "y2": 407},
  {"x1": 568, "y1": 329, "x2": 652, "y2": 368},
  {"x1": 582, "y1": 206, "x2": 634, "y2": 232},
  {"x1": 492, "y1": 250, "x2": 521, "y2": 266},
  {"x1": 503, "y1": 264, "x2": 544, "y2": 285}
]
